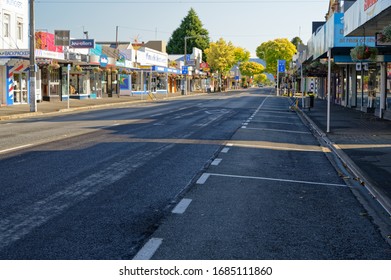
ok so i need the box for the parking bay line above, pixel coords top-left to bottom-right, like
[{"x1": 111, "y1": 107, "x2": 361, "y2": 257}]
[
  {"x1": 172, "y1": 198, "x2": 193, "y2": 214},
  {"x1": 133, "y1": 238, "x2": 163, "y2": 260},
  {"x1": 211, "y1": 158, "x2": 223, "y2": 166},
  {"x1": 244, "y1": 127, "x2": 312, "y2": 135},
  {"x1": 197, "y1": 172, "x2": 346, "y2": 187}
]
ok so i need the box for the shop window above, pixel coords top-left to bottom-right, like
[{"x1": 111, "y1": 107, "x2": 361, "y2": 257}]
[
  {"x1": 157, "y1": 76, "x2": 167, "y2": 90},
  {"x1": 387, "y1": 63, "x2": 391, "y2": 110}
]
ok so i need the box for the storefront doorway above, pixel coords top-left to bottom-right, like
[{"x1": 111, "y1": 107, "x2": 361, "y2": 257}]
[
  {"x1": 356, "y1": 63, "x2": 380, "y2": 112},
  {"x1": 13, "y1": 72, "x2": 28, "y2": 104}
]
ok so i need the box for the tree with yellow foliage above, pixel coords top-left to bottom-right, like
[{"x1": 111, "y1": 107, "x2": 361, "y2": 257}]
[{"x1": 256, "y1": 38, "x2": 297, "y2": 75}]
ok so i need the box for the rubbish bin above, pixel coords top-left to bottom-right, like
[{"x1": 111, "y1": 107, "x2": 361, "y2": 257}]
[
  {"x1": 309, "y1": 95, "x2": 314, "y2": 108},
  {"x1": 302, "y1": 96, "x2": 310, "y2": 109}
]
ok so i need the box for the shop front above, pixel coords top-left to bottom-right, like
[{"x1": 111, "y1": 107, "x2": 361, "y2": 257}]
[
  {"x1": 35, "y1": 32, "x2": 66, "y2": 102},
  {"x1": 344, "y1": 0, "x2": 391, "y2": 118},
  {"x1": 4, "y1": 59, "x2": 30, "y2": 106},
  {"x1": 90, "y1": 46, "x2": 118, "y2": 97}
]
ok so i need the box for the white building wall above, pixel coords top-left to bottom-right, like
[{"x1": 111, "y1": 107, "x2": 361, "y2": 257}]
[
  {"x1": 1, "y1": 0, "x2": 29, "y2": 49},
  {"x1": 0, "y1": 0, "x2": 29, "y2": 105}
]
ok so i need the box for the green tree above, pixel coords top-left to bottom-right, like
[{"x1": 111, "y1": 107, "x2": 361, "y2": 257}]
[
  {"x1": 256, "y1": 38, "x2": 297, "y2": 75},
  {"x1": 234, "y1": 47, "x2": 250, "y2": 63},
  {"x1": 291, "y1": 37, "x2": 303, "y2": 49},
  {"x1": 239, "y1": 61, "x2": 264, "y2": 77},
  {"x1": 204, "y1": 38, "x2": 237, "y2": 74},
  {"x1": 254, "y1": 73, "x2": 268, "y2": 84},
  {"x1": 167, "y1": 8, "x2": 210, "y2": 56}
]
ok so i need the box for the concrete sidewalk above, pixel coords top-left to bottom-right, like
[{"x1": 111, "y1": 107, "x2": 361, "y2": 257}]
[{"x1": 300, "y1": 98, "x2": 391, "y2": 215}]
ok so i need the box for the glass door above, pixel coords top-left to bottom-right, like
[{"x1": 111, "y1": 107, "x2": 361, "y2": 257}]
[{"x1": 13, "y1": 72, "x2": 28, "y2": 104}]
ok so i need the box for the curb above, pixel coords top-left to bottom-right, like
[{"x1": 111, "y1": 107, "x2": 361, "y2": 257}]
[{"x1": 297, "y1": 107, "x2": 391, "y2": 216}]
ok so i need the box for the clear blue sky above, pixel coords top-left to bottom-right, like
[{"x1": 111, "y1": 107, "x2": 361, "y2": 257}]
[{"x1": 35, "y1": 0, "x2": 329, "y2": 56}]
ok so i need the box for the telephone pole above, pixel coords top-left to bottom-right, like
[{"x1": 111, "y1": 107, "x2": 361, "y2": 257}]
[{"x1": 29, "y1": 0, "x2": 37, "y2": 112}]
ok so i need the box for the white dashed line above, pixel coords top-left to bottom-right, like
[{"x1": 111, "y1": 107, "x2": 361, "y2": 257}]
[
  {"x1": 133, "y1": 238, "x2": 163, "y2": 260},
  {"x1": 172, "y1": 199, "x2": 193, "y2": 214},
  {"x1": 197, "y1": 173, "x2": 211, "y2": 184},
  {"x1": 221, "y1": 147, "x2": 230, "y2": 153},
  {"x1": 211, "y1": 158, "x2": 223, "y2": 166}
]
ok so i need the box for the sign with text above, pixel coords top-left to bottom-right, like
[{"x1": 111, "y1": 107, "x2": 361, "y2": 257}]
[
  {"x1": 278, "y1": 60, "x2": 286, "y2": 73},
  {"x1": 0, "y1": 49, "x2": 29, "y2": 58},
  {"x1": 70, "y1": 39, "x2": 95, "y2": 49},
  {"x1": 54, "y1": 30, "x2": 70, "y2": 46}
]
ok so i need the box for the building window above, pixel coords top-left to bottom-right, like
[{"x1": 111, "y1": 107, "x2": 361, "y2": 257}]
[
  {"x1": 3, "y1": 13, "x2": 10, "y2": 38},
  {"x1": 17, "y1": 18, "x2": 23, "y2": 41}
]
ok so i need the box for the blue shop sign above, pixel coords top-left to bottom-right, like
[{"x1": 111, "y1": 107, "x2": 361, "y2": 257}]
[
  {"x1": 99, "y1": 54, "x2": 108, "y2": 67},
  {"x1": 70, "y1": 39, "x2": 95, "y2": 49},
  {"x1": 152, "y1": 66, "x2": 167, "y2": 73}
]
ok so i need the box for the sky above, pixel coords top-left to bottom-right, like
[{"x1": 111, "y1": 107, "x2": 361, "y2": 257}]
[{"x1": 35, "y1": 0, "x2": 330, "y2": 56}]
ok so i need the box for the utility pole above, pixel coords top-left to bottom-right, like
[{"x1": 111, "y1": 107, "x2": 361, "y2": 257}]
[
  {"x1": 115, "y1": 26, "x2": 119, "y2": 49},
  {"x1": 29, "y1": 0, "x2": 37, "y2": 112}
]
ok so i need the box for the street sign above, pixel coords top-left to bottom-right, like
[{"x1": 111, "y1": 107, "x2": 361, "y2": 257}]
[
  {"x1": 182, "y1": 66, "x2": 189, "y2": 75},
  {"x1": 278, "y1": 60, "x2": 286, "y2": 73},
  {"x1": 54, "y1": 30, "x2": 70, "y2": 46}
]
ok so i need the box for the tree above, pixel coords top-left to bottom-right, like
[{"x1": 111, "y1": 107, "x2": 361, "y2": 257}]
[
  {"x1": 239, "y1": 61, "x2": 264, "y2": 87},
  {"x1": 291, "y1": 37, "x2": 303, "y2": 49},
  {"x1": 205, "y1": 38, "x2": 250, "y2": 91},
  {"x1": 239, "y1": 61, "x2": 264, "y2": 77},
  {"x1": 256, "y1": 38, "x2": 297, "y2": 75},
  {"x1": 234, "y1": 47, "x2": 250, "y2": 63},
  {"x1": 254, "y1": 73, "x2": 268, "y2": 84},
  {"x1": 204, "y1": 38, "x2": 237, "y2": 74},
  {"x1": 166, "y1": 8, "x2": 210, "y2": 57}
]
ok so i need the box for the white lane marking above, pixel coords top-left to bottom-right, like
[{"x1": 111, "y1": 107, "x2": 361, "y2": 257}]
[
  {"x1": 133, "y1": 238, "x2": 163, "y2": 260},
  {"x1": 243, "y1": 122, "x2": 249, "y2": 126},
  {"x1": 244, "y1": 127, "x2": 312, "y2": 135},
  {"x1": 151, "y1": 113, "x2": 163, "y2": 117},
  {"x1": 242, "y1": 126, "x2": 247, "y2": 129},
  {"x1": 221, "y1": 147, "x2": 230, "y2": 153},
  {"x1": 226, "y1": 143, "x2": 234, "y2": 147},
  {"x1": 172, "y1": 199, "x2": 193, "y2": 214},
  {"x1": 251, "y1": 120, "x2": 299, "y2": 125},
  {"x1": 208, "y1": 173, "x2": 346, "y2": 187},
  {"x1": 258, "y1": 110, "x2": 293, "y2": 115},
  {"x1": 211, "y1": 158, "x2": 223, "y2": 166},
  {"x1": 197, "y1": 173, "x2": 211, "y2": 184},
  {"x1": 0, "y1": 144, "x2": 33, "y2": 154}
]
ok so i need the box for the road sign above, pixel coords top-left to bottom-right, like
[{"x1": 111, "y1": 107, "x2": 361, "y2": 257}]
[
  {"x1": 278, "y1": 60, "x2": 286, "y2": 73},
  {"x1": 182, "y1": 66, "x2": 189, "y2": 75}
]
